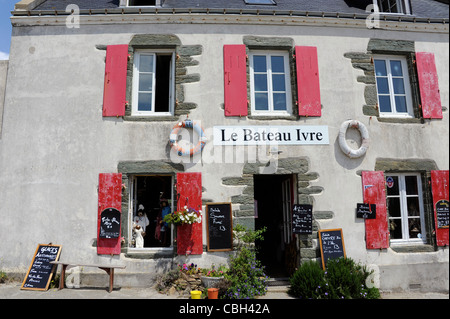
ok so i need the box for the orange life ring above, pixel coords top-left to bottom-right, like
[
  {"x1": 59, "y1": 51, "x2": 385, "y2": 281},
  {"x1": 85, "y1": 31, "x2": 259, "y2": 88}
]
[{"x1": 169, "y1": 119, "x2": 206, "y2": 156}]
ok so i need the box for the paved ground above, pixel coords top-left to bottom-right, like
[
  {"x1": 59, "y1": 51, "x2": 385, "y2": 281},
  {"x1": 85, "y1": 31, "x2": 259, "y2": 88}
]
[{"x1": 0, "y1": 282, "x2": 448, "y2": 299}]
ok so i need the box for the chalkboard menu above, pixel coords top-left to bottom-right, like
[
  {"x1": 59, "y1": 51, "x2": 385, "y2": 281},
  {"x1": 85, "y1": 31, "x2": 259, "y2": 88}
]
[
  {"x1": 99, "y1": 208, "x2": 121, "y2": 238},
  {"x1": 206, "y1": 203, "x2": 233, "y2": 251},
  {"x1": 292, "y1": 204, "x2": 312, "y2": 234},
  {"x1": 21, "y1": 244, "x2": 62, "y2": 291},
  {"x1": 436, "y1": 199, "x2": 449, "y2": 229},
  {"x1": 356, "y1": 203, "x2": 376, "y2": 219},
  {"x1": 319, "y1": 229, "x2": 346, "y2": 269}
]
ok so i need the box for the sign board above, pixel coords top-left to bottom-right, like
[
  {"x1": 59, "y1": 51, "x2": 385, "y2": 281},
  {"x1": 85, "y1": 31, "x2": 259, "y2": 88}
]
[
  {"x1": 206, "y1": 203, "x2": 233, "y2": 251},
  {"x1": 99, "y1": 208, "x2": 121, "y2": 238},
  {"x1": 436, "y1": 199, "x2": 449, "y2": 229},
  {"x1": 318, "y1": 229, "x2": 346, "y2": 269},
  {"x1": 214, "y1": 126, "x2": 329, "y2": 145},
  {"x1": 356, "y1": 203, "x2": 376, "y2": 219},
  {"x1": 292, "y1": 204, "x2": 312, "y2": 234},
  {"x1": 21, "y1": 244, "x2": 62, "y2": 291}
]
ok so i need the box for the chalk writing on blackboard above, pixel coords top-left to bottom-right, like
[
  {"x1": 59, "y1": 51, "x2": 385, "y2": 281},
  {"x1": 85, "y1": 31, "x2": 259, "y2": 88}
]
[
  {"x1": 206, "y1": 203, "x2": 233, "y2": 252},
  {"x1": 319, "y1": 229, "x2": 346, "y2": 269},
  {"x1": 436, "y1": 199, "x2": 449, "y2": 229},
  {"x1": 21, "y1": 244, "x2": 62, "y2": 291},
  {"x1": 292, "y1": 204, "x2": 312, "y2": 234},
  {"x1": 356, "y1": 203, "x2": 376, "y2": 219},
  {"x1": 100, "y1": 208, "x2": 121, "y2": 238}
]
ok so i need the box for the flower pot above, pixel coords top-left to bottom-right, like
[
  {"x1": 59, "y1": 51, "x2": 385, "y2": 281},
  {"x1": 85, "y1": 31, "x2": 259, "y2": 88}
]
[
  {"x1": 201, "y1": 276, "x2": 224, "y2": 288},
  {"x1": 208, "y1": 288, "x2": 219, "y2": 299},
  {"x1": 191, "y1": 290, "x2": 202, "y2": 299}
]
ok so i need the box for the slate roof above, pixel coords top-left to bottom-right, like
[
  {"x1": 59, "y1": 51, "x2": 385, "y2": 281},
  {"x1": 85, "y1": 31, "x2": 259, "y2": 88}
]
[{"x1": 31, "y1": 0, "x2": 449, "y2": 19}]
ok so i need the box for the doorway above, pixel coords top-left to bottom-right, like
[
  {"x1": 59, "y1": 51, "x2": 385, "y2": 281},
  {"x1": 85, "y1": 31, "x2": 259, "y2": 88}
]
[
  {"x1": 130, "y1": 175, "x2": 173, "y2": 249},
  {"x1": 254, "y1": 174, "x2": 294, "y2": 278}
]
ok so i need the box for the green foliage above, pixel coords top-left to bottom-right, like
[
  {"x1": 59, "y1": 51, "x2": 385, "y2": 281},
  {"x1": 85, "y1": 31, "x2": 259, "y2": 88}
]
[
  {"x1": 289, "y1": 257, "x2": 380, "y2": 299},
  {"x1": 223, "y1": 247, "x2": 268, "y2": 299}
]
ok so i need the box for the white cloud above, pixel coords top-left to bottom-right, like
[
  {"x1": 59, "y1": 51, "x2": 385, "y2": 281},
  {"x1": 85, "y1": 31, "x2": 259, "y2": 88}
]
[{"x1": 0, "y1": 51, "x2": 9, "y2": 60}]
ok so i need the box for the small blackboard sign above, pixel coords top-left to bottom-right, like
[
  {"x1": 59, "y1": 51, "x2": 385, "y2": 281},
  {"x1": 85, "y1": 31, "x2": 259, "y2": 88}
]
[
  {"x1": 436, "y1": 199, "x2": 449, "y2": 229},
  {"x1": 206, "y1": 203, "x2": 233, "y2": 252},
  {"x1": 356, "y1": 203, "x2": 376, "y2": 219},
  {"x1": 99, "y1": 208, "x2": 121, "y2": 238},
  {"x1": 21, "y1": 244, "x2": 62, "y2": 291},
  {"x1": 292, "y1": 204, "x2": 312, "y2": 234},
  {"x1": 319, "y1": 229, "x2": 346, "y2": 269}
]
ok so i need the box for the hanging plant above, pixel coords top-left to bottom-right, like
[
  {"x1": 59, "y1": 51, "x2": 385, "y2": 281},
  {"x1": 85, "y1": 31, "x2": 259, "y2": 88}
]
[{"x1": 163, "y1": 206, "x2": 202, "y2": 226}]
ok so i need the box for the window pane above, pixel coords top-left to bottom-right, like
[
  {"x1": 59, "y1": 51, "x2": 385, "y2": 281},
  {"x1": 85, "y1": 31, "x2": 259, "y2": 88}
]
[
  {"x1": 271, "y1": 56, "x2": 285, "y2": 73},
  {"x1": 387, "y1": 197, "x2": 401, "y2": 217},
  {"x1": 139, "y1": 73, "x2": 153, "y2": 92},
  {"x1": 138, "y1": 93, "x2": 152, "y2": 111},
  {"x1": 139, "y1": 55, "x2": 154, "y2": 73},
  {"x1": 255, "y1": 93, "x2": 269, "y2": 111},
  {"x1": 389, "y1": 219, "x2": 403, "y2": 239},
  {"x1": 272, "y1": 74, "x2": 286, "y2": 91},
  {"x1": 386, "y1": 176, "x2": 399, "y2": 195},
  {"x1": 405, "y1": 176, "x2": 418, "y2": 195},
  {"x1": 379, "y1": 95, "x2": 392, "y2": 113},
  {"x1": 390, "y1": 60, "x2": 403, "y2": 76},
  {"x1": 254, "y1": 74, "x2": 268, "y2": 92},
  {"x1": 374, "y1": 60, "x2": 387, "y2": 76},
  {"x1": 253, "y1": 56, "x2": 267, "y2": 72},
  {"x1": 407, "y1": 197, "x2": 420, "y2": 217},
  {"x1": 393, "y1": 78, "x2": 405, "y2": 94},
  {"x1": 376, "y1": 77, "x2": 390, "y2": 94},
  {"x1": 408, "y1": 218, "x2": 422, "y2": 239},
  {"x1": 395, "y1": 96, "x2": 407, "y2": 113},
  {"x1": 273, "y1": 93, "x2": 287, "y2": 111}
]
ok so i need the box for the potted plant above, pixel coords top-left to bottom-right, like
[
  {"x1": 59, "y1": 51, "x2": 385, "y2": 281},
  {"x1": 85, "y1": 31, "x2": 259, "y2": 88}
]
[
  {"x1": 201, "y1": 264, "x2": 227, "y2": 288},
  {"x1": 163, "y1": 206, "x2": 202, "y2": 226}
]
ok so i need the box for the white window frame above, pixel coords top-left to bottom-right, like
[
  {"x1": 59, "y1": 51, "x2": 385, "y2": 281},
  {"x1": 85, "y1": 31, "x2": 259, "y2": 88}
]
[
  {"x1": 373, "y1": 55, "x2": 414, "y2": 118},
  {"x1": 249, "y1": 51, "x2": 293, "y2": 116},
  {"x1": 132, "y1": 50, "x2": 175, "y2": 116},
  {"x1": 374, "y1": 0, "x2": 412, "y2": 15},
  {"x1": 387, "y1": 173, "x2": 427, "y2": 245}
]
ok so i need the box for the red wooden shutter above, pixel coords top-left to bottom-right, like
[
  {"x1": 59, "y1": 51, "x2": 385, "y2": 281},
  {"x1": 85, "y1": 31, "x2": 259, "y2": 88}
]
[
  {"x1": 416, "y1": 52, "x2": 443, "y2": 119},
  {"x1": 295, "y1": 46, "x2": 321, "y2": 117},
  {"x1": 103, "y1": 45, "x2": 129, "y2": 117},
  {"x1": 224, "y1": 45, "x2": 248, "y2": 117},
  {"x1": 362, "y1": 171, "x2": 389, "y2": 249},
  {"x1": 176, "y1": 172, "x2": 203, "y2": 255},
  {"x1": 431, "y1": 170, "x2": 449, "y2": 247},
  {"x1": 97, "y1": 173, "x2": 122, "y2": 255}
]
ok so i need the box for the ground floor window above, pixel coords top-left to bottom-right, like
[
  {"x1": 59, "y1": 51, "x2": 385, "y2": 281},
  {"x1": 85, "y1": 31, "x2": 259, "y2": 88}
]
[
  {"x1": 129, "y1": 175, "x2": 174, "y2": 249},
  {"x1": 386, "y1": 173, "x2": 426, "y2": 244}
]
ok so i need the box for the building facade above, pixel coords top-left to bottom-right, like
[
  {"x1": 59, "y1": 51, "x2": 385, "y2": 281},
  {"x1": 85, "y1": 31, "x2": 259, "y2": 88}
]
[{"x1": 0, "y1": 0, "x2": 448, "y2": 292}]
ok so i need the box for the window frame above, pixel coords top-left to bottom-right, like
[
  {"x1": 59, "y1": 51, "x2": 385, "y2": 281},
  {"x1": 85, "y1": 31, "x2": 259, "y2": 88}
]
[
  {"x1": 132, "y1": 49, "x2": 175, "y2": 117},
  {"x1": 373, "y1": 55, "x2": 414, "y2": 118},
  {"x1": 386, "y1": 173, "x2": 427, "y2": 245},
  {"x1": 249, "y1": 50, "x2": 293, "y2": 117},
  {"x1": 375, "y1": 0, "x2": 412, "y2": 15}
]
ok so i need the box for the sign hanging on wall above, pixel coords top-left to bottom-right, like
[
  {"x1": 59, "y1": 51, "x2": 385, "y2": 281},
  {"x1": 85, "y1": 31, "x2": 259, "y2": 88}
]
[
  {"x1": 318, "y1": 229, "x2": 346, "y2": 269},
  {"x1": 292, "y1": 204, "x2": 313, "y2": 234},
  {"x1": 436, "y1": 199, "x2": 449, "y2": 229},
  {"x1": 356, "y1": 203, "x2": 376, "y2": 219},
  {"x1": 206, "y1": 203, "x2": 233, "y2": 252},
  {"x1": 214, "y1": 126, "x2": 329, "y2": 146},
  {"x1": 99, "y1": 208, "x2": 121, "y2": 238}
]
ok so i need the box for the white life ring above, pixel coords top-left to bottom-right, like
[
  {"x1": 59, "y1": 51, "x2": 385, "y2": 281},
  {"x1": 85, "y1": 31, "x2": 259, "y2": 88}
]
[
  {"x1": 169, "y1": 119, "x2": 207, "y2": 156},
  {"x1": 338, "y1": 120, "x2": 370, "y2": 158}
]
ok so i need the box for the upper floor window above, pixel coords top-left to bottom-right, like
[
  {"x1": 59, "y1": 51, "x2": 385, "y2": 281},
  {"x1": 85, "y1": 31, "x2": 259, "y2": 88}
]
[
  {"x1": 375, "y1": 0, "x2": 412, "y2": 14},
  {"x1": 386, "y1": 173, "x2": 426, "y2": 244},
  {"x1": 373, "y1": 55, "x2": 414, "y2": 118},
  {"x1": 244, "y1": 0, "x2": 277, "y2": 4},
  {"x1": 132, "y1": 50, "x2": 175, "y2": 116},
  {"x1": 249, "y1": 51, "x2": 292, "y2": 116},
  {"x1": 124, "y1": 0, "x2": 160, "y2": 6}
]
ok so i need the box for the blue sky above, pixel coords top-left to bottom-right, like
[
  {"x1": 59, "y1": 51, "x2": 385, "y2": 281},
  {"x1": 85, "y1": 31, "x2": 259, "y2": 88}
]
[{"x1": 0, "y1": 0, "x2": 18, "y2": 60}]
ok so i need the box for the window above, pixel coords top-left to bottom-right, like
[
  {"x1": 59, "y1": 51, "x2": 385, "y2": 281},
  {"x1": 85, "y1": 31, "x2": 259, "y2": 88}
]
[
  {"x1": 386, "y1": 173, "x2": 426, "y2": 244},
  {"x1": 249, "y1": 51, "x2": 292, "y2": 116},
  {"x1": 373, "y1": 55, "x2": 413, "y2": 117},
  {"x1": 132, "y1": 51, "x2": 174, "y2": 116},
  {"x1": 376, "y1": 0, "x2": 412, "y2": 14},
  {"x1": 127, "y1": 0, "x2": 157, "y2": 6},
  {"x1": 129, "y1": 175, "x2": 173, "y2": 249}
]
